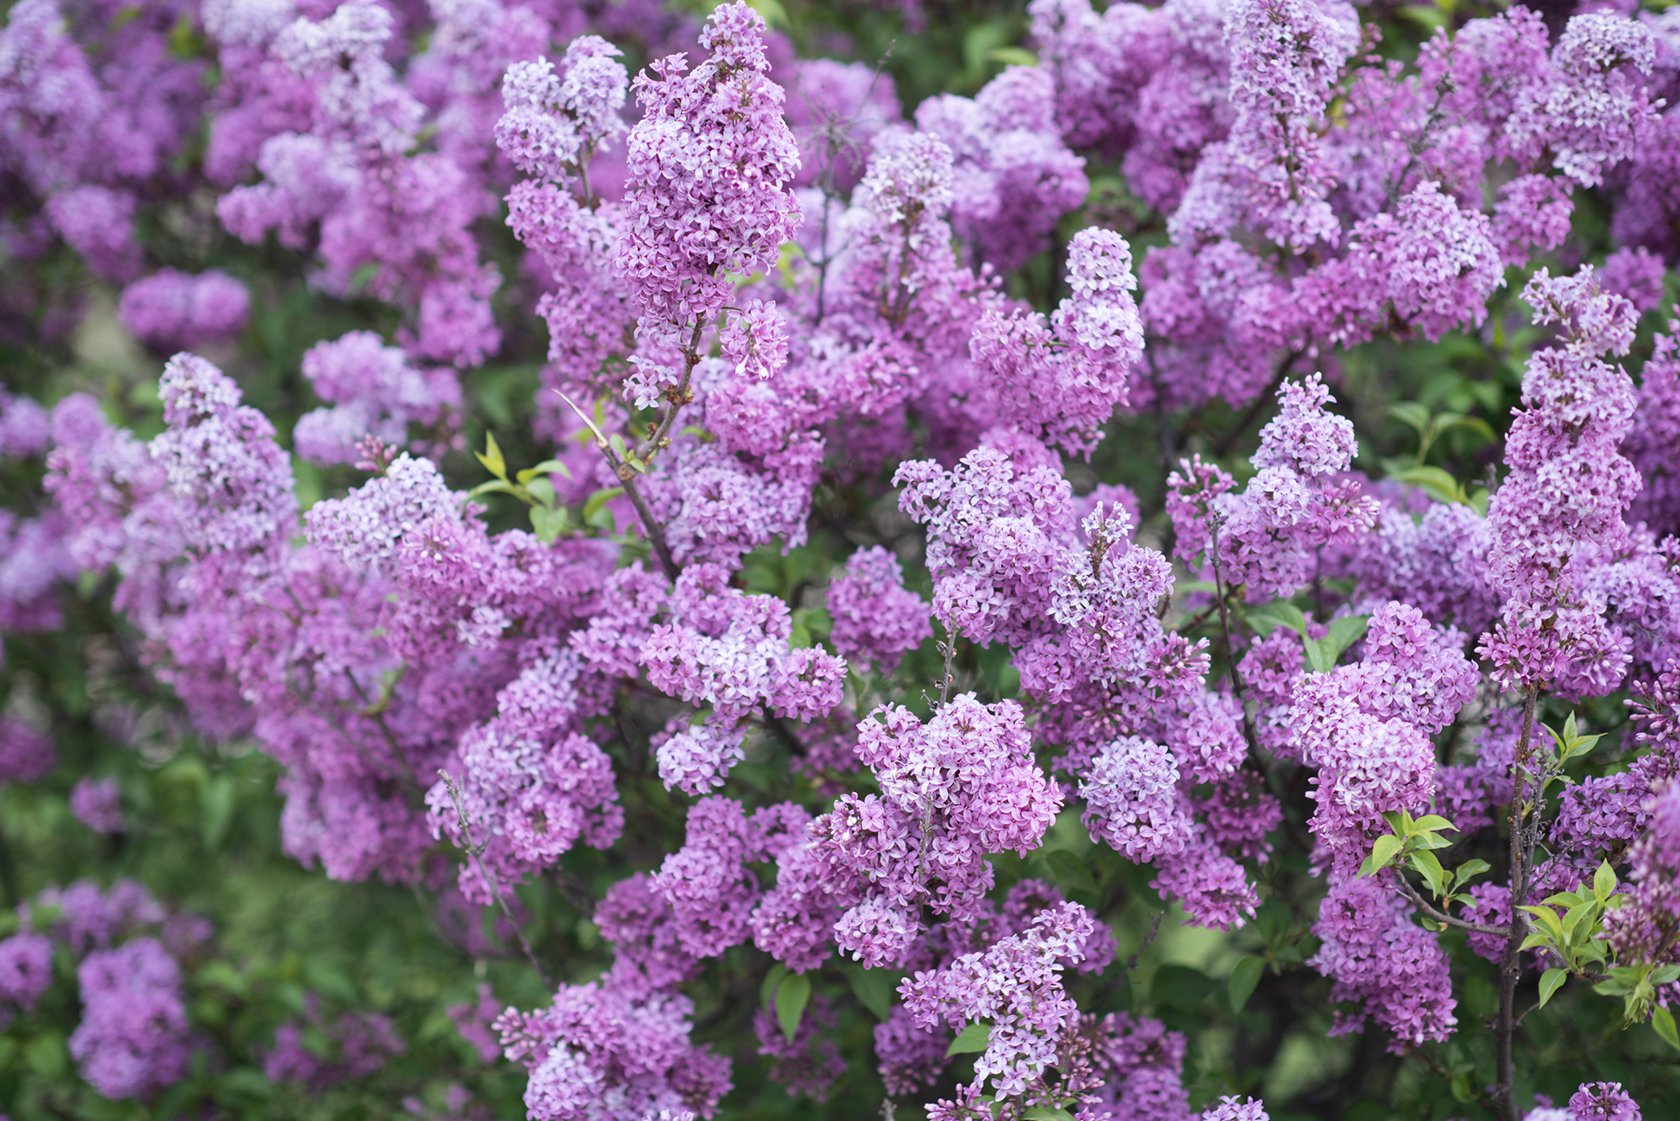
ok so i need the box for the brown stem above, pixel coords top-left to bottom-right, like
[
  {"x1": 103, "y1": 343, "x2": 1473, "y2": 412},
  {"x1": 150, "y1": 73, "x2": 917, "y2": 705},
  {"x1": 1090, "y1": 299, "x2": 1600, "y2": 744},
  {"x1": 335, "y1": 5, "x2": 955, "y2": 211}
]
[
  {"x1": 633, "y1": 317, "x2": 708, "y2": 463},
  {"x1": 1207, "y1": 514, "x2": 1260, "y2": 757},
  {"x1": 610, "y1": 459, "x2": 680, "y2": 583},
  {"x1": 1494, "y1": 685, "x2": 1541, "y2": 1121},
  {"x1": 438, "y1": 769, "x2": 556, "y2": 990},
  {"x1": 1394, "y1": 877, "x2": 1511, "y2": 939}
]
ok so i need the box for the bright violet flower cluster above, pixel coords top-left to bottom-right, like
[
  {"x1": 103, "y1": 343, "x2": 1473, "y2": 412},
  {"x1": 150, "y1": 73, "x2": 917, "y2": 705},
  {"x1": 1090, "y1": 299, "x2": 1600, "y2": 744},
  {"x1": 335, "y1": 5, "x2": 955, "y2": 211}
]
[{"x1": 8, "y1": 0, "x2": 1680, "y2": 1116}]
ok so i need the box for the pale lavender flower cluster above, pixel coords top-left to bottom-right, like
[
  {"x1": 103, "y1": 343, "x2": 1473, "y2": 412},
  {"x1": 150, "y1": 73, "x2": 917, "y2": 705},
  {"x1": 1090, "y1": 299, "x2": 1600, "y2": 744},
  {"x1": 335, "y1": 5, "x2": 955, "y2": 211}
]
[
  {"x1": 294, "y1": 331, "x2": 463, "y2": 465},
  {"x1": 1479, "y1": 269, "x2": 1646, "y2": 699},
  {"x1": 807, "y1": 695, "x2": 1062, "y2": 966},
  {"x1": 643, "y1": 564, "x2": 845, "y2": 793},
  {"x1": 900, "y1": 901, "x2": 1096, "y2": 1104},
  {"x1": 496, "y1": 984, "x2": 729, "y2": 1121},
  {"x1": 826, "y1": 546, "x2": 932, "y2": 675},
  {"x1": 1170, "y1": 375, "x2": 1377, "y2": 600},
  {"x1": 117, "y1": 269, "x2": 250, "y2": 350}
]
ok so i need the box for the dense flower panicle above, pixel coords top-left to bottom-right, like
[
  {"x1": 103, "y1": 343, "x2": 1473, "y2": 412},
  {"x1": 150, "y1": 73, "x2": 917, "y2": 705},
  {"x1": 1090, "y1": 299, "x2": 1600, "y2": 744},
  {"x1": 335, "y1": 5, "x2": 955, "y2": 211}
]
[
  {"x1": 1300, "y1": 181, "x2": 1504, "y2": 347},
  {"x1": 294, "y1": 331, "x2": 463, "y2": 464},
  {"x1": 1344, "y1": 499, "x2": 1499, "y2": 637},
  {"x1": 495, "y1": 37, "x2": 628, "y2": 183},
  {"x1": 640, "y1": 564, "x2": 845, "y2": 793},
  {"x1": 0, "y1": 931, "x2": 52, "y2": 1019},
  {"x1": 1530, "y1": 16, "x2": 1659, "y2": 188},
  {"x1": 806, "y1": 695, "x2": 1062, "y2": 966},
  {"x1": 118, "y1": 269, "x2": 250, "y2": 350},
  {"x1": 153, "y1": 353, "x2": 298, "y2": 561},
  {"x1": 1310, "y1": 875, "x2": 1458, "y2": 1051},
  {"x1": 618, "y1": 2, "x2": 800, "y2": 337},
  {"x1": 1170, "y1": 375, "x2": 1378, "y2": 600},
  {"x1": 1602, "y1": 782, "x2": 1680, "y2": 961},
  {"x1": 70, "y1": 777, "x2": 123, "y2": 834},
  {"x1": 651, "y1": 797, "x2": 805, "y2": 958},
  {"x1": 1568, "y1": 1082, "x2": 1644, "y2": 1121},
  {"x1": 895, "y1": 435, "x2": 1073, "y2": 647},
  {"x1": 1177, "y1": 0, "x2": 1358, "y2": 250},
  {"x1": 647, "y1": 432, "x2": 824, "y2": 570},
  {"x1": 497, "y1": 984, "x2": 730, "y2": 1121},
  {"x1": 1628, "y1": 335, "x2": 1680, "y2": 536},
  {"x1": 900, "y1": 902, "x2": 1096, "y2": 1101},
  {"x1": 1080, "y1": 736, "x2": 1192, "y2": 861},
  {"x1": 827, "y1": 546, "x2": 932, "y2": 674},
  {"x1": 970, "y1": 228, "x2": 1144, "y2": 456},
  {"x1": 915, "y1": 66, "x2": 1088, "y2": 273},
  {"x1": 1478, "y1": 268, "x2": 1644, "y2": 698},
  {"x1": 69, "y1": 937, "x2": 191, "y2": 1099},
  {"x1": 425, "y1": 719, "x2": 623, "y2": 905}
]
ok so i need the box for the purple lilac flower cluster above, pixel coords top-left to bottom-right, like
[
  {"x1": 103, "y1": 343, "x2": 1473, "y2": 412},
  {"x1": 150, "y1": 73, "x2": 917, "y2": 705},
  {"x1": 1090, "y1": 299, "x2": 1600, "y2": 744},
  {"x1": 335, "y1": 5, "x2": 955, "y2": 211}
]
[{"x1": 10, "y1": 0, "x2": 1680, "y2": 1115}]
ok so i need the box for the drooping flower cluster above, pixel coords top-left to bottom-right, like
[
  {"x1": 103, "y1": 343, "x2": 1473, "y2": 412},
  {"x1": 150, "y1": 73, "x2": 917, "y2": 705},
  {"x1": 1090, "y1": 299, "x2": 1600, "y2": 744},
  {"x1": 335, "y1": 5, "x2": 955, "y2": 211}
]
[
  {"x1": 1291, "y1": 602, "x2": 1477, "y2": 870},
  {"x1": 900, "y1": 902, "x2": 1097, "y2": 1104},
  {"x1": 1310, "y1": 875, "x2": 1459, "y2": 1051},
  {"x1": 806, "y1": 695, "x2": 1062, "y2": 967},
  {"x1": 1169, "y1": 374, "x2": 1378, "y2": 600}
]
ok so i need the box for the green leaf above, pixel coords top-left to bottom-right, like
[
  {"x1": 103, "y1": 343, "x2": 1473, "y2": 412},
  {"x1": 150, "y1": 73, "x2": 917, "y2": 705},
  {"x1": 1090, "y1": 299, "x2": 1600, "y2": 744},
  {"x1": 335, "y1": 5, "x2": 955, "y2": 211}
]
[
  {"x1": 1594, "y1": 861, "x2": 1617, "y2": 903},
  {"x1": 988, "y1": 47, "x2": 1039, "y2": 67},
  {"x1": 1022, "y1": 1110, "x2": 1077, "y2": 1121},
  {"x1": 467, "y1": 479, "x2": 523, "y2": 501},
  {"x1": 1320, "y1": 614, "x2": 1371, "y2": 664},
  {"x1": 846, "y1": 967, "x2": 898, "y2": 1021},
  {"x1": 1359, "y1": 833, "x2": 1405, "y2": 878},
  {"x1": 1388, "y1": 402, "x2": 1432, "y2": 435},
  {"x1": 1409, "y1": 850, "x2": 1447, "y2": 898},
  {"x1": 1152, "y1": 963, "x2": 1217, "y2": 1005},
  {"x1": 1393, "y1": 464, "x2": 1467, "y2": 505},
  {"x1": 776, "y1": 972, "x2": 811, "y2": 1043},
  {"x1": 1229, "y1": 956, "x2": 1264, "y2": 1013},
  {"x1": 1454, "y1": 859, "x2": 1492, "y2": 886},
  {"x1": 1410, "y1": 815, "x2": 1457, "y2": 834},
  {"x1": 947, "y1": 1021, "x2": 991, "y2": 1057},
  {"x1": 1520, "y1": 905, "x2": 1566, "y2": 946},
  {"x1": 516, "y1": 459, "x2": 573, "y2": 485},
  {"x1": 1245, "y1": 601, "x2": 1308, "y2": 637},
  {"x1": 530, "y1": 504, "x2": 569, "y2": 544},
  {"x1": 475, "y1": 432, "x2": 507, "y2": 480},
  {"x1": 24, "y1": 1031, "x2": 67, "y2": 1079},
  {"x1": 583, "y1": 486, "x2": 624, "y2": 531},
  {"x1": 760, "y1": 964, "x2": 789, "y2": 1012},
  {"x1": 202, "y1": 774, "x2": 235, "y2": 849},
  {"x1": 1654, "y1": 1006, "x2": 1680, "y2": 1052},
  {"x1": 525, "y1": 477, "x2": 557, "y2": 508},
  {"x1": 1538, "y1": 968, "x2": 1568, "y2": 1009},
  {"x1": 1044, "y1": 849, "x2": 1099, "y2": 895}
]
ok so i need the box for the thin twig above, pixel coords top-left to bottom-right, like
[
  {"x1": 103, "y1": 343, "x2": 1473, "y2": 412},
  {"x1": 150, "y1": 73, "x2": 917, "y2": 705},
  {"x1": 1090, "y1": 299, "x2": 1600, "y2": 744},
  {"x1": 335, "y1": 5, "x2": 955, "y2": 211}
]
[
  {"x1": 1394, "y1": 877, "x2": 1511, "y2": 939},
  {"x1": 633, "y1": 317, "x2": 708, "y2": 462},
  {"x1": 1494, "y1": 685, "x2": 1541, "y2": 1121},
  {"x1": 438, "y1": 769, "x2": 556, "y2": 989},
  {"x1": 552, "y1": 388, "x2": 680, "y2": 581},
  {"x1": 1125, "y1": 912, "x2": 1165, "y2": 974}
]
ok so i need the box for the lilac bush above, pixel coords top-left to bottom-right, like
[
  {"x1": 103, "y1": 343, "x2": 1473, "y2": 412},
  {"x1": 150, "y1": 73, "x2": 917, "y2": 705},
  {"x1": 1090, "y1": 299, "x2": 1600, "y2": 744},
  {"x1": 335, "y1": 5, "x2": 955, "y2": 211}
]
[{"x1": 4, "y1": 0, "x2": 1680, "y2": 1117}]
